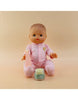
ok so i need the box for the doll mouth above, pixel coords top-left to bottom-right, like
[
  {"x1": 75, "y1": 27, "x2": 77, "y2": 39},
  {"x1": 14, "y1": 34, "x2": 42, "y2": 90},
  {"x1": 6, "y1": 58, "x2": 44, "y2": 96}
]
[{"x1": 36, "y1": 38, "x2": 39, "y2": 40}]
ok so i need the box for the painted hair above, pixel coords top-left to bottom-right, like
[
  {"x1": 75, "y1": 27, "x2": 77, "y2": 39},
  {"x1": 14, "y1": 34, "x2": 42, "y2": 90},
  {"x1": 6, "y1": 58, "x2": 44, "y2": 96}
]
[{"x1": 30, "y1": 23, "x2": 46, "y2": 34}]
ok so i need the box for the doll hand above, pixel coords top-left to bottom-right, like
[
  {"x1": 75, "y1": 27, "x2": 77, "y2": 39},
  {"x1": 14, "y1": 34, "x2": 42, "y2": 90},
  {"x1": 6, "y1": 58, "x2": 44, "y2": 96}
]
[
  {"x1": 50, "y1": 53, "x2": 57, "y2": 59},
  {"x1": 21, "y1": 55, "x2": 26, "y2": 61}
]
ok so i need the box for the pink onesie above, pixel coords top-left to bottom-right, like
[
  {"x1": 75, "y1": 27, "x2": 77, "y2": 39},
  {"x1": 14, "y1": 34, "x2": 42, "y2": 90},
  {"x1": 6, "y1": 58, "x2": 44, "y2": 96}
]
[{"x1": 24, "y1": 43, "x2": 54, "y2": 77}]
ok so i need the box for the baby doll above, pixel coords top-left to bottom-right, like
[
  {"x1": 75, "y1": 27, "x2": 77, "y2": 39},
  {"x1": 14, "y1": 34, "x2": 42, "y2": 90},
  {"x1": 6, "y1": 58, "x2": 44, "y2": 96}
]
[{"x1": 22, "y1": 23, "x2": 57, "y2": 77}]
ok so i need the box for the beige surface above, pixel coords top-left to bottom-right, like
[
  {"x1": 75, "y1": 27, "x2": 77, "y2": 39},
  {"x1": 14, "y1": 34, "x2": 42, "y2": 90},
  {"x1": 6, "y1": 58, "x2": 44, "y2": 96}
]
[{"x1": 0, "y1": 11, "x2": 78, "y2": 89}]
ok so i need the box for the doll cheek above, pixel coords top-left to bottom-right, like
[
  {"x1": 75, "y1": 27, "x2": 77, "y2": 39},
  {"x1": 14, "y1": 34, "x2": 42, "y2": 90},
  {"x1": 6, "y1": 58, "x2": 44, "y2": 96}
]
[
  {"x1": 41, "y1": 37, "x2": 45, "y2": 40},
  {"x1": 32, "y1": 37, "x2": 36, "y2": 39}
]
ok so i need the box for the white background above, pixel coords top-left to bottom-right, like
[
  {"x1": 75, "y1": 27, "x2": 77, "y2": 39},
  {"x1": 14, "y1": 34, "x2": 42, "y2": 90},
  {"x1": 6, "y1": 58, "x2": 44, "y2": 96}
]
[{"x1": 0, "y1": 0, "x2": 78, "y2": 11}]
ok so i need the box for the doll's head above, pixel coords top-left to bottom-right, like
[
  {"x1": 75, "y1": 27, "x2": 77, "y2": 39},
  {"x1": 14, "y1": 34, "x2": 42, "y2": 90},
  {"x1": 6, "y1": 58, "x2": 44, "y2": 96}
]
[{"x1": 29, "y1": 23, "x2": 47, "y2": 44}]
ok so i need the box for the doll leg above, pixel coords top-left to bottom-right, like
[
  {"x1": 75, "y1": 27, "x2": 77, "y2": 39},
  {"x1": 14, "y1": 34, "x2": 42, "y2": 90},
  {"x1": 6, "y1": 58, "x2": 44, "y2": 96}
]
[
  {"x1": 45, "y1": 60, "x2": 54, "y2": 76},
  {"x1": 24, "y1": 64, "x2": 35, "y2": 77}
]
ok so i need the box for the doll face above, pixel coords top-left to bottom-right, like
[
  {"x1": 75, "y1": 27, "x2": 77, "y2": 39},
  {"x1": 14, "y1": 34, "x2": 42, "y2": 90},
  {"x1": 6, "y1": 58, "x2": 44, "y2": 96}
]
[{"x1": 29, "y1": 27, "x2": 47, "y2": 44}]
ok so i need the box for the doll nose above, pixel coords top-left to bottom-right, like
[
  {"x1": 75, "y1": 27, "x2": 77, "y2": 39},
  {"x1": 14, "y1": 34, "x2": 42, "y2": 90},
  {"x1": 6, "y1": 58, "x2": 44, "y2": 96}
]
[{"x1": 36, "y1": 35, "x2": 39, "y2": 38}]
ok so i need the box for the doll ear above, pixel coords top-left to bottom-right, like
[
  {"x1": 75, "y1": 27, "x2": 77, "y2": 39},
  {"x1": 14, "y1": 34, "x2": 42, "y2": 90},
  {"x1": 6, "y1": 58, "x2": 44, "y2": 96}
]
[{"x1": 46, "y1": 34, "x2": 47, "y2": 38}]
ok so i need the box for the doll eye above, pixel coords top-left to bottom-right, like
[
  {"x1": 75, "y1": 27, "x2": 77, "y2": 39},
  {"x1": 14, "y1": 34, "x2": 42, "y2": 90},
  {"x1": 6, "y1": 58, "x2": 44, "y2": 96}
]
[
  {"x1": 40, "y1": 34, "x2": 43, "y2": 37},
  {"x1": 33, "y1": 34, "x2": 36, "y2": 37}
]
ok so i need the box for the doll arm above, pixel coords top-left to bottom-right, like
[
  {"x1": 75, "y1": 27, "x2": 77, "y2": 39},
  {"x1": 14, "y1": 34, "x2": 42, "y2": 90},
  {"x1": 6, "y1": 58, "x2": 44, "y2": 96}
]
[
  {"x1": 45, "y1": 44, "x2": 57, "y2": 59},
  {"x1": 50, "y1": 53, "x2": 57, "y2": 59},
  {"x1": 21, "y1": 55, "x2": 26, "y2": 61},
  {"x1": 45, "y1": 44, "x2": 53, "y2": 57},
  {"x1": 21, "y1": 44, "x2": 31, "y2": 61}
]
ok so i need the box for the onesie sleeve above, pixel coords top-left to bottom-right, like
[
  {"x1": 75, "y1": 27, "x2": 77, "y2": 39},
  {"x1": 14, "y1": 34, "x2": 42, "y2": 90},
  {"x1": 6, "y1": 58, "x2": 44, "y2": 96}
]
[
  {"x1": 23, "y1": 44, "x2": 31, "y2": 55},
  {"x1": 45, "y1": 44, "x2": 53, "y2": 57}
]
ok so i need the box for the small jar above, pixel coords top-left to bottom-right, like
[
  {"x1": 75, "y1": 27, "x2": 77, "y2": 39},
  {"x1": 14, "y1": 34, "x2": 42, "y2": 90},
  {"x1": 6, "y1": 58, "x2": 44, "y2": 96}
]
[{"x1": 34, "y1": 68, "x2": 45, "y2": 81}]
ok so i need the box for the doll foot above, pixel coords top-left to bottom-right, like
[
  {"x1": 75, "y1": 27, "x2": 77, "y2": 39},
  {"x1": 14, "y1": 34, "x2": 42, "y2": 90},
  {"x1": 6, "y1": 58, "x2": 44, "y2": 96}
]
[
  {"x1": 24, "y1": 66, "x2": 34, "y2": 78},
  {"x1": 26, "y1": 75, "x2": 32, "y2": 78},
  {"x1": 47, "y1": 72, "x2": 54, "y2": 76},
  {"x1": 45, "y1": 66, "x2": 54, "y2": 76}
]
